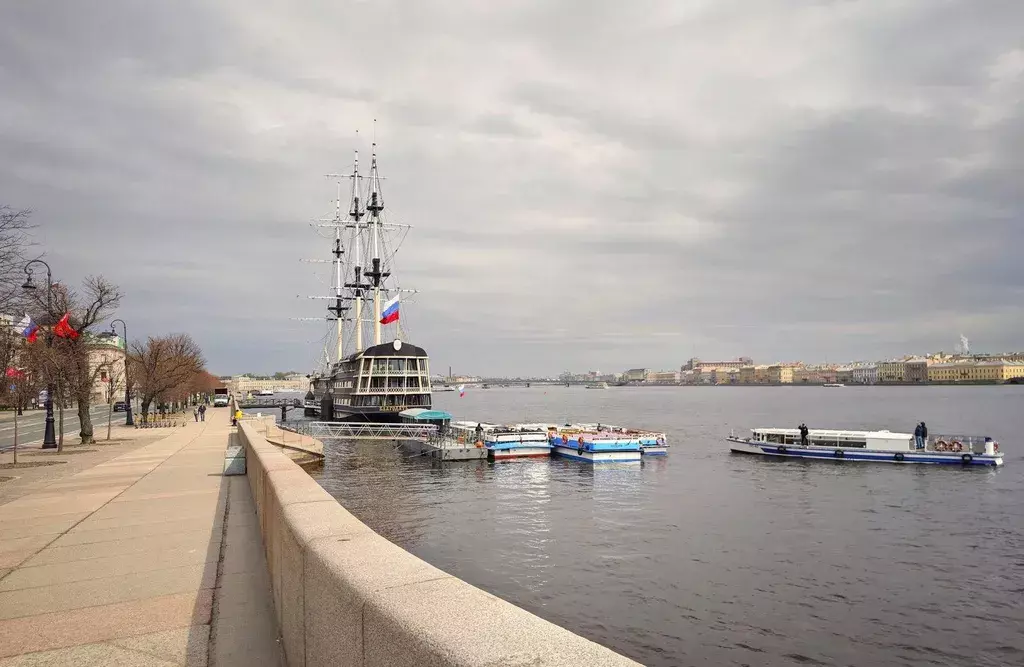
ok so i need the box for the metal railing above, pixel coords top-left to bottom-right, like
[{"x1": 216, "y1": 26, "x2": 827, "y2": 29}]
[{"x1": 290, "y1": 421, "x2": 437, "y2": 441}]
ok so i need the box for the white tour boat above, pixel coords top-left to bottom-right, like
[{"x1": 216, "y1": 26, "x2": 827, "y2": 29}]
[{"x1": 728, "y1": 427, "x2": 1003, "y2": 466}]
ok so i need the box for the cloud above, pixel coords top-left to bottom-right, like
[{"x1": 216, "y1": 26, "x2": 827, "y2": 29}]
[{"x1": 1, "y1": 0, "x2": 1021, "y2": 376}]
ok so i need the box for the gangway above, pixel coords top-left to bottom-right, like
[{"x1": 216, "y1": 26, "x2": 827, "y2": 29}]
[{"x1": 290, "y1": 422, "x2": 438, "y2": 441}]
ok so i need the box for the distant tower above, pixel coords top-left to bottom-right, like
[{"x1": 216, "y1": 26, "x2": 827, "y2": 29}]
[{"x1": 959, "y1": 334, "x2": 970, "y2": 356}]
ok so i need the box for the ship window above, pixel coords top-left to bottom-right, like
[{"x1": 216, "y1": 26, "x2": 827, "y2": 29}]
[{"x1": 408, "y1": 359, "x2": 419, "y2": 371}]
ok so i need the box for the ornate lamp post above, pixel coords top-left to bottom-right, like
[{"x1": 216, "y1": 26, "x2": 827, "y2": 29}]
[
  {"x1": 110, "y1": 319, "x2": 134, "y2": 426},
  {"x1": 22, "y1": 260, "x2": 57, "y2": 448}
]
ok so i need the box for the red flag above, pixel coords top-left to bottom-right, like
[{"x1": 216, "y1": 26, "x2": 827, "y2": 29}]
[
  {"x1": 5, "y1": 367, "x2": 25, "y2": 379},
  {"x1": 54, "y1": 313, "x2": 80, "y2": 340}
]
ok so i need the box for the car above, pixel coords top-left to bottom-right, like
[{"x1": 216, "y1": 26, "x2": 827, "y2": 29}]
[{"x1": 113, "y1": 401, "x2": 127, "y2": 412}]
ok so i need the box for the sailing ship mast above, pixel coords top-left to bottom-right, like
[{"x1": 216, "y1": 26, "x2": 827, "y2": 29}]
[{"x1": 365, "y1": 141, "x2": 389, "y2": 346}]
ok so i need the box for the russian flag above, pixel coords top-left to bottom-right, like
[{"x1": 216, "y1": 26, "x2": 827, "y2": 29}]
[
  {"x1": 15, "y1": 314, "x2": 38, "y2": 343},
  {"x1": 379, "y1": 295, "x2": 400, "y2": 325}
]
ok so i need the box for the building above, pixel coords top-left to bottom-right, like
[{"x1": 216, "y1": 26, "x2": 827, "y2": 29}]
[
  {"x1": 646, "y1": 370, "x2": 680, "y2": 384},
  {"x1": 904, "y1": 358, "x2": 930, "y2": 383},
  {"x1": 835, "y1": 366, "x2": 855, "y2": 384},
  {"x1": 766, "y1": 364, "x2": 793, "y2": 384},
  {"x1": 86, "y1": 334, "x2": 127, "y2": 404},
  {"x1": 851, "y1": 365, "x2": 878, "y2": 384},
  {"x1": 928, "y1": 360, "x2": 1024, "y2": 383},
  {"x1": 714, "y1": 368, "x2": 739, "y2": 385},
  {"x1": 231, "y1": 375, "x2": 310, "y2": 394},
  {"x1": 622, "y1": 368, "x2": 648, "y2": 383},
  {"x1": 876, "y1": 360, "x2": 906, "y2": 383},
  {"x1": 792, "y1": 365, "x2": 837, "y2": 384},
  {"x1": 681, "y1": 357, "x2": 753, "y2": 373},
  {"x1": 738, "y1": 365, "x2": 756, "y2": 384}
]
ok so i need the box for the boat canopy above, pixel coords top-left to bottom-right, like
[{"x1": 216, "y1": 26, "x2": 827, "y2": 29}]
[{"x1": 399, "y1": 408, "x2": 452, "y2": 421}]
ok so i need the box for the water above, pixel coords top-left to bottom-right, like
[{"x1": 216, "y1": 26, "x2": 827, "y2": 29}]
[{"x1": 310, "y1": 386, "x2": 1024, "y2": 666}]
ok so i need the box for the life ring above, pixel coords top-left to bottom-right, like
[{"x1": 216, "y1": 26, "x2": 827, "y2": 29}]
[
  {"x1": 935, "y1": 440, "x2": 948, "y2": 451},
  {"x1": 777, "y1": 445, "x2": 787, "y2": 454},
  {"x1": 561, "y1": 435, "x2": 568, "y2": 445},
  {"x1": 833, "y1": 449, "x2": 844, "y2": 458},
  {"x1": 951, "y1": 441, "x2": 963, "y2": 453},
  {"x1": 475, "y1": 440, "x2": 483, "y2": 448},
  {"x1": 993, "y1": 442, "x2": 999, "y2": 452},
  {"x1": 656, "y1": 437, "x2": 665, "y2": 446},
  {"x1": 961, "y1": 453, "x2": 973, "y2": 464},
  {"x1": 894, "y1": 453, "x2": 905, "y2": 462},
  {"x1": 578, "y1": 436, "x2": 585, "y2": 446}
]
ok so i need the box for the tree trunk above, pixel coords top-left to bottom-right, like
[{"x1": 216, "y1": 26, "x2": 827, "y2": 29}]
[
  {"x1": 12, "y1": 409, "x2": 17, "y2": 465},
  {"x1": 77, "y1": 382, "x2": 95, "y2": 445},
  {"x1": 58, "y1": 402, "x2": 65, "y2": 453},
  {"x1": 107, "y1": 398, "x2": 113, "y2": 441},
  {"x1": 141, "y1": 397, "x2": 152, "y2": 423}
]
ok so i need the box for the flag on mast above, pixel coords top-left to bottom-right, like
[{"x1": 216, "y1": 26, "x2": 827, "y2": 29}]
[
  {"x1": 15, "y1": 315, "x2": 38, "y2": 343},
  {"x1": 54, "y1": 313, "x2": 79, "y2": 340},
  {"x1": 379, "y1": 295, "x2": 400, "y2": 325}
]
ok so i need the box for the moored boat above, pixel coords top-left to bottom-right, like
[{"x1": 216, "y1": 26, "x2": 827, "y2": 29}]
[
  {"x1": 728, "y1": 427, "x2": 1003, "y2": 466},
  {"x1": 543, "y1": 427, "x2": 642, "y2": 463}
]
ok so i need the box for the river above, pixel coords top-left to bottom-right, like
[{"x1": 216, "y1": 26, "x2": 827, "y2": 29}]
[{"x1": 306, "y1": 385, "x2": 1024, "y2": 666}]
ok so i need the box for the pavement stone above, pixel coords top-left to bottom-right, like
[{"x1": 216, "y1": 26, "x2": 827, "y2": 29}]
[{"x1": 0, "y1": 411, "x2": 281, "y2": 665}]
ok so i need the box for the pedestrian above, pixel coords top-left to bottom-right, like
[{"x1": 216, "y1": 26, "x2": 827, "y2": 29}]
[
  {"x1": 193, "y1": 408, "x2": 199, "y2": 423},
  {"x1": 199, "y1": 404, "x2": 206, "y2": 422},
  {"x1": 920, "y1": 421, "x2": 928, "y2": 449},
  {"x1": 913, "y1": 422, "x2": 923, "y2": 449},
  {"x1": 799, "y1": 423, "x2": 809, "y2": 447},
  {"x1": 232, "y1": 409, "x2": 241, "y2": 426}
]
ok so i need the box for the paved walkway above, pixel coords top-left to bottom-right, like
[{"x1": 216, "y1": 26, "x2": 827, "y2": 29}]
[{"x1": 0, "y1": 409, "x2": 283, "y2": 666}]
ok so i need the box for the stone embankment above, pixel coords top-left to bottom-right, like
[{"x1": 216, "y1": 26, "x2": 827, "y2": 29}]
[{"x1": 239, "y1": 421, "x2": 642, "y2": 666}]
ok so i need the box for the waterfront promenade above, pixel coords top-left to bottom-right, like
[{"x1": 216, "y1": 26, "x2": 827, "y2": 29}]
[{"x1": 0, "y1": 411, "x2": 283, "y2": 665}]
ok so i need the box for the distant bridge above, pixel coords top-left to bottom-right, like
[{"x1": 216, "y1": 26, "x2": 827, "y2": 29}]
[{"x1": 291, "y1": 422, "x2": 437, "y2": 441}]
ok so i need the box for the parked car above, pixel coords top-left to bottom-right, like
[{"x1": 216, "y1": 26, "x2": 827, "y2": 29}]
[{"x1": 113, "y1": 401, "x2": 127, "y2": 412}]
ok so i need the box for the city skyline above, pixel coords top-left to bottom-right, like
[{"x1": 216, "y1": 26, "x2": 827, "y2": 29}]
[{"x1": 3, "y1": 2, "x2": 1022, "y2": 377}]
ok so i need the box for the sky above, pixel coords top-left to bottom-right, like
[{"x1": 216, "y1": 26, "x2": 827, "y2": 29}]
[{"x1": 1, "y1": 0, "x2": 1022, "y2": 377}]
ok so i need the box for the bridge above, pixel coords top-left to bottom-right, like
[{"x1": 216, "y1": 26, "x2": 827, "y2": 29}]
[
  {"x1": 286, "y1": 421, "x2": 437, "y2": 441},
  {"x1": 236, "y1": 397, "x2": 304, "y2": 409}
]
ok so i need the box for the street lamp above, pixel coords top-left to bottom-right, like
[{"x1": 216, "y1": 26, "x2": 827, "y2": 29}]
[
  {"x1": 110, "y1": 319, "x2": 134, "y2": 426},
  {"x1": 22, "y1": 260, "x2": 57, "y2": 448}
]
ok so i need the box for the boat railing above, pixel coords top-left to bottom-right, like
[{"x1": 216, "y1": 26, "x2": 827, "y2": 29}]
[{"x1": 925, "y1": 434, "x2": 994, "y2": 453}]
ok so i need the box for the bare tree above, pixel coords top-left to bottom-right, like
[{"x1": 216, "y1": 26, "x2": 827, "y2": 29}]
[
  {"x1": 0, "y1": 205, "x2": 35, "y2": 315},
  {"x1": 30, "y1": 277, "x2": 123, "y2": 444},
  {"x1": 129, "y1": 334, "x2": 206, "y2": 422}
]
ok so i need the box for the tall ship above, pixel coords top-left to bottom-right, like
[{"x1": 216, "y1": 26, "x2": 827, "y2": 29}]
[{"x1": 303, "y1": 140, "x2": 432, "y2": 421}]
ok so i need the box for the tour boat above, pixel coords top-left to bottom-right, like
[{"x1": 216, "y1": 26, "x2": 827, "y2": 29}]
[
  {"x1": 544, "y1": 428, "x2": 642, "y2": 463},
  {"x1": 257, "y1": 389, "x2": 275, "y2": 396},
  {"x1": 447, "y1": 421, "x2": 551, "y2": 460},
  {"x1": 823, "y1": 383, "x2": 845, "y2": 388},
  {"x1": 485, "y1": 426, "x2": 552, "y2": 460},
  {"x1": 727, "y1": 428, "x2": 1003, "y2": 466},
  {"x1": 585, "y1": 382, "x2": 609, "y2": 389},
  {"x1": 559, "y1": 423, "x2": 667, "y2": 456}
]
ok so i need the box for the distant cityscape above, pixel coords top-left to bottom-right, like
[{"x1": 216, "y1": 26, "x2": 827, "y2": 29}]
[{"x1": 444, "y1": 349, "x2": 1024, "y2": 387}]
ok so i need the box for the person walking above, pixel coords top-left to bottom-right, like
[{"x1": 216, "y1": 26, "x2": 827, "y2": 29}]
[
  {"x1": 199, "y1": 404, "x2": 206, "y2": 422},
  {"x1": 920, "y1": 421, "x2": 928, "y2": 449},
  {"x1": 232, "y1": 409, "x2": 242, "y2": 426},
  {"x1": 193, "y1": 408, "x2": 199, "y2": 423},
  {"x1": 914, "y1": 422, "x2": 923, "y2": 450}
]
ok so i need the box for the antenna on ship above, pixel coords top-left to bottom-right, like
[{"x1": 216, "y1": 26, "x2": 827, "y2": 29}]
[{"x1": 364, "y1": 120, "x2": 390, "y2": 346}]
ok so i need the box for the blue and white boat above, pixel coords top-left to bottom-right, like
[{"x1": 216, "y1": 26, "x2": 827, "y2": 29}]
[
  {"x1": 548, "y1": 430, "x2": 642, "y2": 463},
  {"x1": 485, "y1": 426, "x2": 552, "y2": 460},
  {"x1": 728, "y1": 428, "x2": 1003, "y2": 466}
]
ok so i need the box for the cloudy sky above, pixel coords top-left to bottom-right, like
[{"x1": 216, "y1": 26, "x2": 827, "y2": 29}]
[{"x1": 2, "y1": 0, "x2": 1021, "y2": 376}]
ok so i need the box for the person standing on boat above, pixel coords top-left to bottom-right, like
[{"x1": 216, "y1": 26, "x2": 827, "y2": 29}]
[
  {"x1": 475, "y1": 423, "x2": 483, "y2": 444},
  {"x1": 914, "y1": 423, "x2": 923, "y2": 449},
  {"x1": 920, "y1": 422, "x2": 928, "y2": 449},
  {"x1": 799, "y1": 423, "x2": 809, "y2": 446}
]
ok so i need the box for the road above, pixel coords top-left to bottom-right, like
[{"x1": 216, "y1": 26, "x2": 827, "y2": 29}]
[{"x1": 0, "y1": 404, "x2": 123, "y2": 452}]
